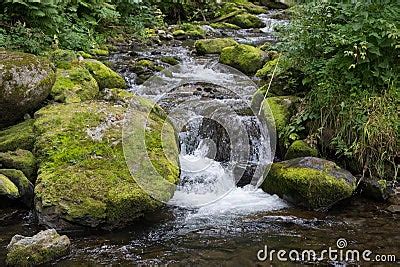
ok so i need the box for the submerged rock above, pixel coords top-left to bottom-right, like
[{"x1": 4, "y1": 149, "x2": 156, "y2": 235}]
[
  {"x1": 262, "y1": 157, "x2": 357, "y2": 210},
  {"x1": 34, "y1": 100, "x2": 180, "y2": 230},
  {"x1": 6, "y1": 229, "x2": 70, "y2": 266},
  {"x1": 284, "y1": 140, "x2": 318, "y2": 160},
  {"x1": 51, "y1": 66, "x2": 99, "y2": 103},
  {"x1": 219, "y1": 44, "x2": 267, "y2": 74},
  {"x1": 0, "y1": 50, "x2": 56, "y2": 126},
  {"x1": 0, "y1": 120, "x2": 35, "y2": 152},
  {"x1": 195, "y1": 38, "x2": 238, "y2": 55},
  {"x1": 84, "y1": 60, "x2": 127, "y2": 90},
  {"x1": 228, "y1": 13, "x2": 266, "y2": 29},
  {"x1": 0, "y1": 149, "x2": 37, "y2": 181}
]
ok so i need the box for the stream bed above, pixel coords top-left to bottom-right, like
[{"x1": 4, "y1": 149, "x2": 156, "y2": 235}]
[{"x1": 1, "y1": 10, "x2": 399, "y2": 266}]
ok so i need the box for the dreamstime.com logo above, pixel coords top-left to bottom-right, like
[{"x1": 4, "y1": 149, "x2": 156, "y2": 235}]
[{"x1": 257, "y1": 238, "x2": 397, "y2": 263}]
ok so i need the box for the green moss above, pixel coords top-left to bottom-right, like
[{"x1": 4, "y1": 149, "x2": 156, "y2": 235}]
[
  {"x1": 33, "y1": 100, "x2": 179, "y2": 229},
  {"x1": 256, "y1": 58, "x2": 279, "y2": 79},
  {"x1": 49, "y1": 49, "x2": 77, "y2": 69},
  {"x1": 172, "y1": 29, "x2": 186, "y2": 37},
  {"x1": 228, "y1": 13, "x2": 265, "y2": 29},
  {"x1": 84, "y1": 60, "x2": 127, "y2": 90},
  {"x1": 284, "y1": 140, "x2": 318, "y2": 160},
  {"x1": 195, "y1": 38, "x2": 238, "y2": 55},
  {"x1": 262, "y1": 96, "x2": 299, "y2": 134},
  {"x1": 262, "y1": 160, "x2": 355, "y2": 210},
  {"x1": 77, "y1": 51, "x2": 93, "y2": 59},
  {"x1": 0, "y1": 149, "x2": 36, "y2": 180},
  {"x1": 219, "y1": 44, "x2": 266, "y2": 75},
  {"x1": 209, "y1": 22, "x2": 240, "y2": 30},
  {"x1": 137, "y1": 59, "x2": 155, "y2": 68},
  {"x1": 0, "y1": 120, "x2": 35, "y2": 152},
  {"x1": 160, "y1": 57, "x2": 180, "y2": 65},
  {"x1": 90, "y1": 49, "x2": 109, "y2": 56},
  {"x1": 51, "y1": 67, "x2": 99, "y2": 103},
  {"x1": 102, "y1": 88, "x2": 135, "y2": 105},
  {"x1": 0, "y1": 174, "x2": 19, "y2": 198}
]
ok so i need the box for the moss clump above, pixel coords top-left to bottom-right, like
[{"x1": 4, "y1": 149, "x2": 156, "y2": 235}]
[
  {"x1": 220, "y1": 44, "x2": 267, "y2": 75},
  {"x1": 228, "y1": 13, "x2": 266, "y2": 29},
  {"x1": 0, "y1": 169, "x2": 33, "y2": 206},
  {"x1": 172, "y1": 23, "x2": 206, "y2": 39},
  {"x1": 51, "y1": 67, "x2": 99, "y2": 103},
  {"x1": 209, "y1": 22, "x2": 240, "y2": 30},
  {"x1": 172, "y1": 29, "x2": 186, "y2": 37},
  {"x1": 0, "y1": 174, "x2": 19, "y2": 199},
  {"x1": 0, "y1": 120, "x2": 35, "y2": 152},
  {"x1": 90, "y1": 49, "x2": 109, "y2": 56},
  {"x1": 160, "y1": 57, "x2": 180, "y2": 65},
  {"x1": 284, "y1": 140, "x2": 318, "y2": 160},
  {"x1": 262, "y1": 96, "x2": 299, "y2": 134},
  {"x1": 195, "y1": 38, "x2": 238, "y2": 55},
  {"x1": 256, "y1": 58, "x2": 279, "y2": 79},
  {"x1": 84, "y1": 60, "x2": 127, "y2": 90},
  {"x1": 0, "y1": 149, "x2": 37, "y2": 180},
  {"x1": 48, "y1": 49, "x2": 77, "y2": 69},
  {"x1": 33, "y1": 100, "x2": 179, "y2": 229},
  {"x1": 77, "y1": 51, "x2": 93, "y2": 59},
  {"x1": 262, "y1": 157, "x2": 356, "y2": 210}
]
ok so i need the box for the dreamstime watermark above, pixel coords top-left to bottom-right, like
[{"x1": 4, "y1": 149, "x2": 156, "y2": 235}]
[{"x1": 257, "y1": 238, "x2": 397, "y2": 263}]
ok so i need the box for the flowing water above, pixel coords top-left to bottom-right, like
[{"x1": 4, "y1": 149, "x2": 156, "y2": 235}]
[{"x1": 1, "y1": 10, "x2": 399, "y2": 266}]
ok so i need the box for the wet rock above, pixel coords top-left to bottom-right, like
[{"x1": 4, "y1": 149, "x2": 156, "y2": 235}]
[
  {"x1": 131, "y1": 59, "x2": 164, "y2": 84},
  {"x1": 0, "y1": 120, "x2": 35, "y2": 152},
  {"x1": 219, "y1": 44, "x2": 267, "y2": 74},
  {"x1": 262, "y1": 157, "x2": 357, "y2": 210},
  {"x1": 0, "y1": 149, "x2": 36, "y2": 181},
  {"x1": 228, "y1": 13, "x2": 266, "y2": 29},
  {"x1": 0, "y1": 169, "x2": 34, "y2": 207},
  {"x1": 0, "y1": 50, "x2": 56, "y2": 126},
  {"x1": 33, "y1": 100, "x2": 179, "y2": 230},
  {"x1": 284, "y1": 140, "x2": 318, "y2": 160},
  {"x1": 84, "y1": 59, "x2": 127, "y2": 90},
  {"x1": 51, "y1": 66, "x2": 99, "y2": 103},
  {"x1": 360, "y1": 178, "x2": 393, "y2": 201},
  {"x1": 387, "y1": 205, "x2": 400, "y2": 213},
  {"x1": 195, "y1": 38, "x2": 238, "y2": 55},
  {"x1": 6, "y1": 229, "x2": 70, "y2": 266}
]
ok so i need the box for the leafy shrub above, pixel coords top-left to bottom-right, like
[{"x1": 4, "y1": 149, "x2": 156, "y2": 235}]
[{"x1": 277, "y1": 1, "x2": 400, "y2": 180}]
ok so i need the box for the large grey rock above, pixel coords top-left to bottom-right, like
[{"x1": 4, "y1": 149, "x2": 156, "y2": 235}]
[
  {"x1": 6, "y1": 229, "x2": 70, "y2": 266},
  {"x1": 0, "y1": 50, "x2": 56, "y2": 126}
]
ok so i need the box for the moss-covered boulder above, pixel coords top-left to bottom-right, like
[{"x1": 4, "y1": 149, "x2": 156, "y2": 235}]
[
  {"x1": 259, "y1": 0, "x2": 288, "y2": 9},
  {"x1": 0, "y1": 50, "x2": 56, "y2": 126},
  {"x1": 130, "y1": 59, "x2": 165, "y2": 85},
  {"x1": 51, "y1": 66, "x2": 99, "y2": 103},
  {"x1": 0, "y1": 169, "x2": 34, "y2": 207},
  {"x1": 0, "y1": 120, "x2": 35, "y2": 152},
  {"x1": 195, "y1": 38, "x2": 238, "y2": 55},
  {"x1": 102, "y1": 88, "x2": 136, "y2": 106},
  {"x1": 84, "y1": 60, "x2": 127, "y2": 90},
  {"x1": 90, "y1": 48, "x2": 109, "y2": 57},
  {"x1": 48, "y1": 49, "x2": 77, "y2": 69},
  {"x1": 284, "y1": 140, "x2": 318, "y2": 160},
  {"x1": 228, "y1": 13, "x2": 266, "y2": 29},
  {"x1": 0, "y1": 149, "x2": 36, "y2": 181},
  {"x1": 0, "y1": 174, "x2": 19, "y2": 200},
  {"x1": 6, "y1": 229, "x2": 70, "y2": 266},
  {"x1": 220, "y1": 44, "x2": 267, "y2": 75},
  {"x1": 33, "y1": 100, "x2": 179, "y2": 229},
  {"x1": 262, "y1": 157, "x2": 357, "y2": 210},
  {"x1": 172, "y1": 23, "x2": 206, "y2": 40}
]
